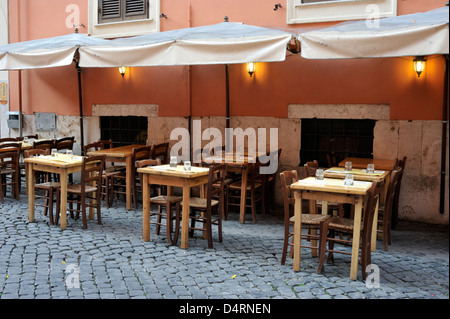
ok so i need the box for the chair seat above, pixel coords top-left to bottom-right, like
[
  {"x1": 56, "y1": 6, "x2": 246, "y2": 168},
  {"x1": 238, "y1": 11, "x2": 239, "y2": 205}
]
[
  {"x1": 150, "y1": 195, "x2": 182, "y2": 205},
  {"x1": 289, "y1": 214, "x2": 330, "y2": 225},
  {"x1": 0, "y1": 168, "x2": 15, "y2": 174},
  {"x1": 213, "y1": 178, "x2": 233, "y2": 188},
  {"x1": 326, "y1": 217, "x2": 362, "y2": 231},
  {"x1": 67, "y1": 184, "x2": 97, "y2": 194},
  {"x1": 186, "y1": 197, "x2": 219, "y2": 209},
  {"x1": 228, "y1": 180, "x2": 261, "y2": 190},
  {"x1": 35, "y1": 182, "x2": 61, "y2": 189}
]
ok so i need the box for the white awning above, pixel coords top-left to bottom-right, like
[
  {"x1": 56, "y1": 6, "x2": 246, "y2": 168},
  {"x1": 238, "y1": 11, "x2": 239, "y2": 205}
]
[
  {"x1": 0, "y1": 33, "x2": 112, "y2": 70},
  {"x1": 298, "y1": 7, "x2": 449, "y2": 59},
  {"x1": 79, "y1": 22, "x2": 293, "y2": 67}
]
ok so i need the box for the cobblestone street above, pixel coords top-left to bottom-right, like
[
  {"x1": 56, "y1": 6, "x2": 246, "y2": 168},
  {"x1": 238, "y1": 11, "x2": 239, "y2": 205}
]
[{"x1": 0, "y1": 193, "x2": 448, "y2": 305}]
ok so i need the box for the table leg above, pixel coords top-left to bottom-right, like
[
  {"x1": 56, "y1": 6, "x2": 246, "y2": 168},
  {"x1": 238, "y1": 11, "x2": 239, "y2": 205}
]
[
  {"x1": 371, "y1": 198, "x2": 380, "y2": 252},
  {"x1": 350, "y1": 196, "x2": 363, "y2": 280},
  {"x1": 309, "y1": 200, "x2": 318, "y2": 257},
  {"x1": 142, "y1": 174, "x2": 150, "y2": 242},
  {"x1": 239, "y1": 165, "x2": 248, "y2": 224},
  {"x1": 180, "y1": 186, "x2": 190, "y2": 249},
  {"x1": 293, "y1": 191, "x2": 302, "y2": 272},
  {"x1": 27, "y1": 163, "x2": 35, "y2": 223},
  {"x1": 59, "y1": 172, "x2": 68, "y2": 230},
  {"x1": 126, "y1": 156, "x2": 132, "y2": 210}
]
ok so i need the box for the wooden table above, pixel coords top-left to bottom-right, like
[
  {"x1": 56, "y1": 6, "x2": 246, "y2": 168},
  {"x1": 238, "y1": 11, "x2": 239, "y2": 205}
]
[
  {"x1": 290, "y1": 177, "x2": 373, "y2": 280},
  {"x1": 324, "y1": 166, "x2": 389, "y2": 251},
  {"x1": 25, "y1": 154, "x2": 93, "y2": 230},
  {"x1": 339, "y1": 157, "x2": 396, "y2": 171},
  {"x1": 87, "y1": 144, "x2": 142, "y2": 211},
  {"x1": 138, "y1": 164, "x2": 210, "y2": 249},
  {"x1": 204, "y1": 153, "x2": 255, "y2": 223}
]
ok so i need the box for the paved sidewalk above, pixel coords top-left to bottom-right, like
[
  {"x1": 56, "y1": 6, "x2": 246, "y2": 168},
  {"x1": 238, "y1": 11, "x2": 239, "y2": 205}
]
[{"x1": 0, "y1": 195, "x2": 448, "y2": 302}]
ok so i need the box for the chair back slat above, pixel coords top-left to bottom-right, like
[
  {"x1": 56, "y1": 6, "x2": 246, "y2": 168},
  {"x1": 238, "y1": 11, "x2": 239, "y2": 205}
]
[{"x1": 151, "y1": 142, "x2": 169, "y2": 164}]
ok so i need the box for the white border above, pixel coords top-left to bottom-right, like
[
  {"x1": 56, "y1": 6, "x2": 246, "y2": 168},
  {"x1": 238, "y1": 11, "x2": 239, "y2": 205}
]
[
  {"x1": 287, "y1": 0, "x2": 397, "y2": 24},
  {"x1": 88, "y1": 0, "x2": 160, "y2": 38}
]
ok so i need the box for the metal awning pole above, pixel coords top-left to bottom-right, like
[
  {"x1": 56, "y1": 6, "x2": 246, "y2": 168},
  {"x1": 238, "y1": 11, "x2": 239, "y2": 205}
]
[
  {"x1": 440, "y1": 54, "x2": 449, "y2": 214},
  {"x1": 75, "y1": 56, "x2": 84, "y2": 155}
]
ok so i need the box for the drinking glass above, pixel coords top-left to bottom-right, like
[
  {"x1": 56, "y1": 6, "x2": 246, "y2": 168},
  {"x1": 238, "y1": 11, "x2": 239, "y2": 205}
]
[
  {"x1": 345, "y1": 161, "x2": 352, "y2": 171},
  {"x1": 67, "y1": 150, "x2": 73, "y2": 160},
  {"x1": 184, "y1": 161, "x2": 191, "y2": 171},
  {"x1": 51, "y1": 148, "x2": 57, "y2": 157},
  {"x1": 367, "y1": 163, "x2": 375, "y2": 174},
  {"x1": 170, "y1": 156, "x2": 177, "y2": 168},
  {"x1": 315, "y1": 168, "x2": 324, "y2": 180},
  {"x1": 344, "y1": 174, "x2": 354, "y2": 186}
]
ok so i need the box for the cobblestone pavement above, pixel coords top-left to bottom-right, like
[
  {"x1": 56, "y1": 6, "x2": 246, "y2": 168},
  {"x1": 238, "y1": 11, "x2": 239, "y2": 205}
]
[{"x1": 0, "y1": 195, "x2": 448, "y2": 303}]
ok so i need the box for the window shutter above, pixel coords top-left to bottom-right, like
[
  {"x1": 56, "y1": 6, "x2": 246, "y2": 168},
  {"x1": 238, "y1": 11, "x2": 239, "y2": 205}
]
[
  {"x1": 124, "y1": 0, "x2": 148, "y2": 20},
  {"x1": 99, "y1": 0, "x2": 121, "y2": 23}
]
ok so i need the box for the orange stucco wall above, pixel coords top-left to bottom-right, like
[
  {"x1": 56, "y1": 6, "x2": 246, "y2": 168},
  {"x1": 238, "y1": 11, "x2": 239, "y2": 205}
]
[{"x1": 7, "y1": 0, "x2": 448, "y2": 120}]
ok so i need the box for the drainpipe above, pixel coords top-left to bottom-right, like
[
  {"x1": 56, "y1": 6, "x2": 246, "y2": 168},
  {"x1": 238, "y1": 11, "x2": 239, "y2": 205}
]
[
  {"x1": 15, "y1": 0, "x2": 23, "y2": 137},
  {"x1": 187, "y1": 0, "x2": 192, "y2": 161},
  {"x1": 440, "y1": 54, "x2": 449, "y2": 214}
]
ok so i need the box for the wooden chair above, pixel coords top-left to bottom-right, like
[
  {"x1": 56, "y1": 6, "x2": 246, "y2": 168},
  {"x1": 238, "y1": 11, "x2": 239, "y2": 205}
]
[
  {"x1": 317, "y1": 180, "x2": 383, "y2": 280},
  {"x1": 58, "y1": 155, "x2": 105, "y2": 229},
  {"x1": 0, "y1": 146, "x2": 21, "y2": 203},
  {"x1": 176, "y1": 163, "x2": 227, "y2": 248},
  {"x1": 279, "y1": 170, "x2": 330, "y2": 265},
  {"x1": 33, "y1": 139, "x2": 55, "y2": 150},
  {"x1": 0, "y1": 137, "x2": 19, "y2": 143},
  {"x1": 16, "y1": 134, "x2": 39, "y2": 141},
  {"x1": 377, "y1": 169, "x2": 400, "y2": 251},
  {"x1": 226, "y1": 160, "x2": 265, "y2": 223},
  {"x1": 131, "y1": 145, "x2": 152, "y2": 209},
  {"x1": 151, "y1": 142, "x2": 169, "y2": 164},
  {"x1": 259, "y1": 148, "x2": 282, "y2": 213},
  {"x1": 55, "y1": 137, "x2": 75, "y2": 152},
  {"x1": 83, "y1": 141, "x2": 118, "y2": 208},
  {"x1": 136, "y1": 158, "x2": 182, "y2": 245},
  {"x1": 326, "y1": 152, "x2": 337, "y2": 167},
  {"x1": 24, "y1": 149, "x2": 60, "y2": 225},
  {"x1": 391, "y1": 156, "x2": 407, "y2": 229}
]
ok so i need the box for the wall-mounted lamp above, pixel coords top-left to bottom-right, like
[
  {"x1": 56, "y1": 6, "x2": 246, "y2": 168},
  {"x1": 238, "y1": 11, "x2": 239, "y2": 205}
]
[
  {"x1": 274, "y1": 3, "x2": 282, "y2": 10},
  {"x1": 246, "y1": 62, "x2": 256, "y2": 77},
  {"x1": 413, "y1": 56, "x2": 426, "y2": 77},
  {"x1": 119, "y1": 66, "x2": 126, "y2": 78}
]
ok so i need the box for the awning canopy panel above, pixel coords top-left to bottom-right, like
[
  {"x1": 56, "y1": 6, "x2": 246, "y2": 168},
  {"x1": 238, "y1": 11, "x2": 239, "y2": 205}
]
[
  {"x1": 79, "y1": 22, "x2": 293, "y2": 67},
  {"x1": 0, "y1": 33, "x2": 112, "y2": 70},
  {"x1": 298, "y1": 7, "x2": 449, "y2": 59}
]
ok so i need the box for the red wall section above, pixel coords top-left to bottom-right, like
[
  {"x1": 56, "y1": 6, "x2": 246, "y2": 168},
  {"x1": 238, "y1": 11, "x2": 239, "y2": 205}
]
[{"x1": 7, "y1": 0, "x2": 448, "y2": 121}]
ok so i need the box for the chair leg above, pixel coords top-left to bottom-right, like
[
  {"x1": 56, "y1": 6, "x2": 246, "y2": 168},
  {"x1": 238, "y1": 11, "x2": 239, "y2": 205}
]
[
  {"x1": 281, "y1": 225, "x2": 290, "y2": 265},
  {"x1": 48, "y1": 188, "x2": 54, "y2": 225},
  {"x1": 317, "y1": 221, "x2": 328, "y2": 274}
]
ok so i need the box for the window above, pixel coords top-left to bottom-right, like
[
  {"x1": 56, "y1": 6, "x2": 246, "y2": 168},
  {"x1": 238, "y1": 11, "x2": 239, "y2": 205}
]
[
  {"x1": 98, "y1": 0, "x2": 148, "y2": 24},
  {"x1": 300, "y1": 119, "x2": 375, "y2": 167},
  {"x1": 100, "y1": 116, "x2": 148, "y2": 147},
  {"x1": 287, "y1": 0, "x2": 396, "y2": 24},
  {"x1": 88, "y1": 0, "x2": 159, "y2": 38}
]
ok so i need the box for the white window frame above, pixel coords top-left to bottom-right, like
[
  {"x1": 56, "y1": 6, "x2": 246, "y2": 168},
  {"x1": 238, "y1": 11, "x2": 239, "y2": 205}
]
[
  {"x1": 88, "y1": 0, "x2": 160, "y2": 38},
  {"x1": 287, "y1": 0, "x2": 397, "y2": 24}
]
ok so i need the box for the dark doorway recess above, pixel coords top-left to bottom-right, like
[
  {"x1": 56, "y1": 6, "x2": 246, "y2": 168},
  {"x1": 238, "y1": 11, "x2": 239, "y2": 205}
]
[
  {"x1": 300, "y1": 118, "x2": 376, "y2": 167},
  {"x1": 100, "y1": 116, "x2": 148, "y2": 147}
]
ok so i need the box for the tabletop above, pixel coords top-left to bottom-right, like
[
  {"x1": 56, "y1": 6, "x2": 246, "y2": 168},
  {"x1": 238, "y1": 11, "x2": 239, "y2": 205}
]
[
  {"x1": 137, "y1": 164, "x2": 210, "y2": 178},
  {"x1": 324, "y1": 166, "x2": 389, "y2": 181},
  {"x1": 339, "y1": 157, "x2": 397, "y2": 171},
  {"x1": 291, "y1": 177, "x2": 373, "y2": 195},
  {"x1": 24, "y1": 154, "x2": 84, "y2": 167},
  {"x1": 87, "y1": 144, "x2": 143, "y2": 157}
]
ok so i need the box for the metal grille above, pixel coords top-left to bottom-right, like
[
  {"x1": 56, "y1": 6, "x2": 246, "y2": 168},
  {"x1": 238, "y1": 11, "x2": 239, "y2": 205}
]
[
  {"x1": 300, "y1": 118, "x2": 375, "y2": 167},
  {"x1": 100, "y1": 116, "x2": 148, "y2": 148}
]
